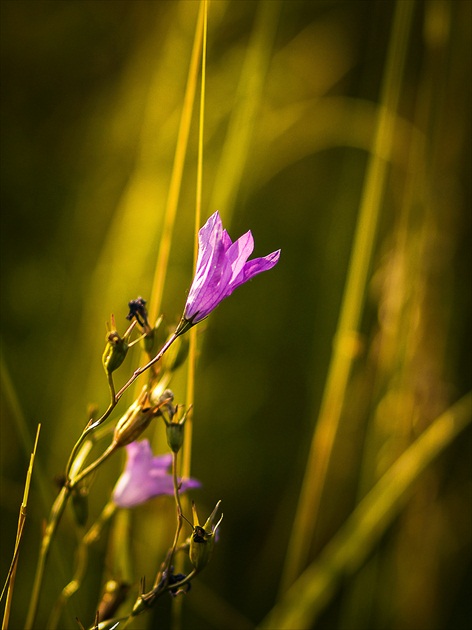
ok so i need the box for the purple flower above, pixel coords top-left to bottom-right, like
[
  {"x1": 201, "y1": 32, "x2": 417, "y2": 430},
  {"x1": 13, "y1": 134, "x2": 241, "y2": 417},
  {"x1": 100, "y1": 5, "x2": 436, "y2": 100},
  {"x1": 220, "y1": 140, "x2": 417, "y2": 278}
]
[
  {"x1": 179, "y1": 211, "x2": 280, "y2": 329},
  {"x1": 112, "y1": 439, "x2": 200, "y2": 508}
]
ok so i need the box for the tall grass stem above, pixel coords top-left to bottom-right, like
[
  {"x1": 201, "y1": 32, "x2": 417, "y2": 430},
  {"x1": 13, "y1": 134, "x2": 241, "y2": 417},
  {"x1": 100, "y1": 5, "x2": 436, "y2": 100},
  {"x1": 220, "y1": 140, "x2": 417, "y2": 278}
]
[
  {"x1": 280, "y1": 0, "x2": 415, "y2": 592},
  {"x1": 147, "y1": 1, "x2": 206, "y2": 326},
  {"x1": 263, "y1": 392, "x2": 472, "y2": 629}
]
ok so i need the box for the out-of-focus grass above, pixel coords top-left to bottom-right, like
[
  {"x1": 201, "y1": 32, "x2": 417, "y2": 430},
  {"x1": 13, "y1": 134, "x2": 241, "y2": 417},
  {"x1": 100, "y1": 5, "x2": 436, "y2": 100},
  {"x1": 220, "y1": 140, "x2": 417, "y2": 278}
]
[{"x1": 1, "y1": 1, "x2": 471, "y2": 629}]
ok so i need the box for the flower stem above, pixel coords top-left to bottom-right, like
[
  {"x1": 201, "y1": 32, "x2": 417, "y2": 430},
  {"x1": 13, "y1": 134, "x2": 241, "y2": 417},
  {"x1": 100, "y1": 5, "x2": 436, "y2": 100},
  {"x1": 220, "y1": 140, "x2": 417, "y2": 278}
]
[
  {"x1": 164, "y1": 453, "x2": 184, "y2": 584},
  {"x1": 47, "y1": 501, "x2": 117, "y2": 630},
  {"x1": 26, "y1": 334, "x2": 178, "y2": 629},
  {"x1": 69, "y1": 442, "x2": 118, "y2": 489},
  {"x1": 114, "y1": 332, "x2": 179, "y2": 403},
  {"x1": 25, "y1": 486, "x2": 69, "y2": 630},
  {"x1": 64, "y1": 406, "x2": 113, "y2": 481}
]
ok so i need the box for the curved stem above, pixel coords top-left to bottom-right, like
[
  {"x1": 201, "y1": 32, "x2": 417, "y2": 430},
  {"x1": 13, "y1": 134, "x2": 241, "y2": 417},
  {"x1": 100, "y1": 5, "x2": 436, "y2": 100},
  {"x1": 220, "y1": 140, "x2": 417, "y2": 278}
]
[
  {"x1": 65, "y1": 372, "x2": 115, "y2": 480},
  {"x1": 26, "y1": 334, "x2": 179, "y2": 629},
  {"x1": 66, "y1": 333, "x2": 177, "y2": 481},
  {"x1": 69, "y1": 442, "x2": 118, "y2": 490},
  {"x1": 161, "y1": 452, "x2": 184, "y2": 588},
  {"x1": 114, "y1": 333, "x2": 179, "y2": 403},
  {"x1": 25, "y1": 487, "x2": 69, "y2": 630},
  {"x1": 48, "y1": 502, "x2": 117, "y2": 630}
]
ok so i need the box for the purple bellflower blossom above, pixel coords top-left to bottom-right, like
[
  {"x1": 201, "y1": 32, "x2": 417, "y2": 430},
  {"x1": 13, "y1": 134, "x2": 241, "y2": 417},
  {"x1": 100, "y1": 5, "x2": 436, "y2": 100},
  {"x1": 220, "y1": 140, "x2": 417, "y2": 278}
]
[
  {"x1": 176, "y1": 211, "x2": 280, "y2": 333},
  {"x1": 112, "y1": 439, "x2": 200, "y2": 508}
]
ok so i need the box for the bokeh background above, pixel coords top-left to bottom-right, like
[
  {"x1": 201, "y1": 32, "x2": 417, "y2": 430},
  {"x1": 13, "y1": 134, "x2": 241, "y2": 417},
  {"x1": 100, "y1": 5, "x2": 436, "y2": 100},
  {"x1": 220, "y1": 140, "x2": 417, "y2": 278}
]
[{"x1": 1, "y1": 1, "x2": 471, "y2": 629}]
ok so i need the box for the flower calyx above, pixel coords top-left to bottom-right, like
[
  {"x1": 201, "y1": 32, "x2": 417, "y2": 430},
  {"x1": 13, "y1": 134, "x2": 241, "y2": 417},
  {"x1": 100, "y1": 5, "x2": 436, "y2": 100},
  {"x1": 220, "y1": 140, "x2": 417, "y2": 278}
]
[
  {"x1": 102, "y1": 314, "x2": 138, "y2": 375},
  {"x1": 113, "y1": 387, "x2": 167, "y2": 448},
  {"x1": 161, "y1": 396, "x2": 190, "y2": 454},
  {"x1": 189, "y1": 500, "x2": 223, "y2": 571}
]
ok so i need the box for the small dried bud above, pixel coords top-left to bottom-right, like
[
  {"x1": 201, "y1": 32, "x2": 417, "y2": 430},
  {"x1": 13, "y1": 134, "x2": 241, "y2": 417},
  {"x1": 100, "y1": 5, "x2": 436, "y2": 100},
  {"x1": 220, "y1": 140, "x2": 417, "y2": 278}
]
[
  {"x1": 113, "y1": 389, "x2": 162, "y2": 447},
  {"x1": 102, "y1": 331, "x2": 128, "y2": 374},
  {"x1": 157, "y1": 389, "x2": 177, "y2": 419},
  {"x1": 102, "y1": 315, "x2": 136, "y2": 375},
  {"x1": 189, "y1": 501, "x2": 223, "y2": 572},
  {"x1": 126, "y1": 296, "x2": 150, "y2": 330},
  {"x1": 164, "y1": 407, "x2": 189, "y2": 454}
]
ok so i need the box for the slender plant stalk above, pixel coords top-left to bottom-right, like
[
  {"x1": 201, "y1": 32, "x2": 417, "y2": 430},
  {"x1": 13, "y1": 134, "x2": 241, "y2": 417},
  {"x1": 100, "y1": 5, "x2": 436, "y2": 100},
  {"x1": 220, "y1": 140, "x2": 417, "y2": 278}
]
[
  {"x1": 47, "y1": 502, "x2": 117, "y2": 630},
  {"x1": 261, "y1": 392, "x2": 472, "y2": 630},
  {"x1": 209, "y1": 0, "x2": 281, "y2": 219},
  {"x1": 165, "y1": 452, "x2": 185, "y2": 585},
  {"x1": 147, "y1": 0, "x2": 206, "y2": 326},
  {"x1": 1, "y1": 424, "x2": 40, "y2": 630},
  {"x1": 25, "y1": 486, "x2": 69, "y2": 630},
  {"x1": 280, "y1": 0, "x2": 415, "y2": 593},
  {"x1": 25, "y1": 332, "x2": 179, "y2": 629},
  {"x1": 65, "y1": 373, "x2": 115, "y2": 480},
  {"x1": 182, "y1": 0, "x2": 208, "y2": 483},
  {"x1": 171, "y1": 4, "x2": 207, "y2": 627}
]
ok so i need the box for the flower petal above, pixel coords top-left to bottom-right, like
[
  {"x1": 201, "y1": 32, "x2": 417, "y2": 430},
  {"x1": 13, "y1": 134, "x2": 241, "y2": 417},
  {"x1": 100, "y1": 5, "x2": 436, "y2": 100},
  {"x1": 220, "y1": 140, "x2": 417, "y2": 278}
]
[
  {"x1": 181, "y1": 213, "x2": 280, "y2": 326},
  {"x1": 112, "y1": 440, "x2": 199, "y2": 508},
  {"x1": 193, "y1": 211, "x2": 223, "y2": 276},
  {"x1": 226, "y1": 230, "x2": 254, "y2": 289},
  {"x1": 231, "y1": 249, "x2": 281, "y2": 291}
]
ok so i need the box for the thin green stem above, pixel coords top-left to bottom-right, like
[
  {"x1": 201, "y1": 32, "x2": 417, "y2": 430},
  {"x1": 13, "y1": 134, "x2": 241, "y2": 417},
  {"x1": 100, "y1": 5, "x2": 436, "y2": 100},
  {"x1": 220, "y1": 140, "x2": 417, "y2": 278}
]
[
  {"x1": 65, "y1": 373, "x2": 115, "y2": 480},
  {"x1": 48, "y1": 502, "x2": 117, "y2": 630},
  {"x1": 1, "y1": 425, "x2": 40, "y2": 630},
  {"x1": 64, "y1": 406, "x2": 111, "y2": 479},
  {"x1": 114, "y1": 332, "x2": 179, "y2": 403},
  {"x1": 160, "y1": 452, "x2": 184, "y2": 589},
  {"x1": 26, "y1": 333, "x2": 178, "y2": 629},
  {"x1": 25, "y1": 486, "x2": 69, "y2": 630},
  {"x1": 147, "y1": 0, "x2": 205, "y2": 326},
  {"x1": 66, "y1": 332, "x2": 177, "y2": 483},
  {"x1": 69, "y1": 443, "x2": 117, "y2": 490}
]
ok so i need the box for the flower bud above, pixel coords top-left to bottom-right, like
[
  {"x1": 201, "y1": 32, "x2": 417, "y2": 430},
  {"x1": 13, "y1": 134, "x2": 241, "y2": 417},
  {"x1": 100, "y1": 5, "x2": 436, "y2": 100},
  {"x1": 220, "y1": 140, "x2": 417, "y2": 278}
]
[
  {"x1": 113, "y1": 389, "x2": 162, "y2": 447},
  {"x1": 165, "y1": 422, "x2": 185, "y2": 454},
  {"x1": 163, "y1": 404, "x2": 189, "y2": 454},
  {"x1": 189, "y1": 501, "x2": 223, "y2": 572},
  {"x1": 126, "y1": 296, "x2": 149, "y2": 330},
  {"x1": 102, "y1": 331, "x2": 128, "y2": 374},
  {"x1": 102, "y1": 315, "x2": 137, "y2": 375}
]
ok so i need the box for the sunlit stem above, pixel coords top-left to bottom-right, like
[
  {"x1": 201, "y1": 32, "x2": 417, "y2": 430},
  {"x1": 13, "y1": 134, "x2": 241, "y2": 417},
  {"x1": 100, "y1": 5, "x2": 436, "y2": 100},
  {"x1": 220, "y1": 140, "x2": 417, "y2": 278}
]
[
  {"x1": 48, "y1": 502, "x2": 117, "y2": 630},
  {"x1": 69, "y1": 442, "x2": 118, "y2": 490},
  {"x1": 163, "y1": 452, "x2": 184, "y2": 587},
  {"x1": 66, "y1": 333, "x2": 179, "y2": 482},
  {"x1": 146, "y1": 0, "x2": 206, "y2": 325},
  {"x1": 25, "y1": 486, "x2": 69, "y2": 630},
  {"x1": 2, "y1": 425, "x2": 40, "y2": 630},
  {"x1": 172, "y1": 4, "x2": 208, "y2": 626},
  {"x1": 114, "y1": 332, "x2": 180, "y2": 403},
  {"x1": 65, "y1": 373, "x2": 115, "y2": 479},
  {"x1": 26, "y1": 444, "x2": 117, "y2": 629}
]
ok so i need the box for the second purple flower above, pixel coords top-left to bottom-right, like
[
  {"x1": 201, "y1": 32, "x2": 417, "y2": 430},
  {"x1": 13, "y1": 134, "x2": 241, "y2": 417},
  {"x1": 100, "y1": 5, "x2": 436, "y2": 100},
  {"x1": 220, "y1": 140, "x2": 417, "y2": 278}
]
[{"x1": 112, "y1": 439, "x2": 200, "y2": 508}]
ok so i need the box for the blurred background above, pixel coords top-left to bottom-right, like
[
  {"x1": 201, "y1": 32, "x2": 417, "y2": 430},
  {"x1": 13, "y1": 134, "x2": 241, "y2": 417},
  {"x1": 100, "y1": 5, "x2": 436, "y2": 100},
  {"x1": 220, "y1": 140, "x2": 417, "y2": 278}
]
[{"x1": 1, "y1": 1, "x2": 471, "y2": 629}]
